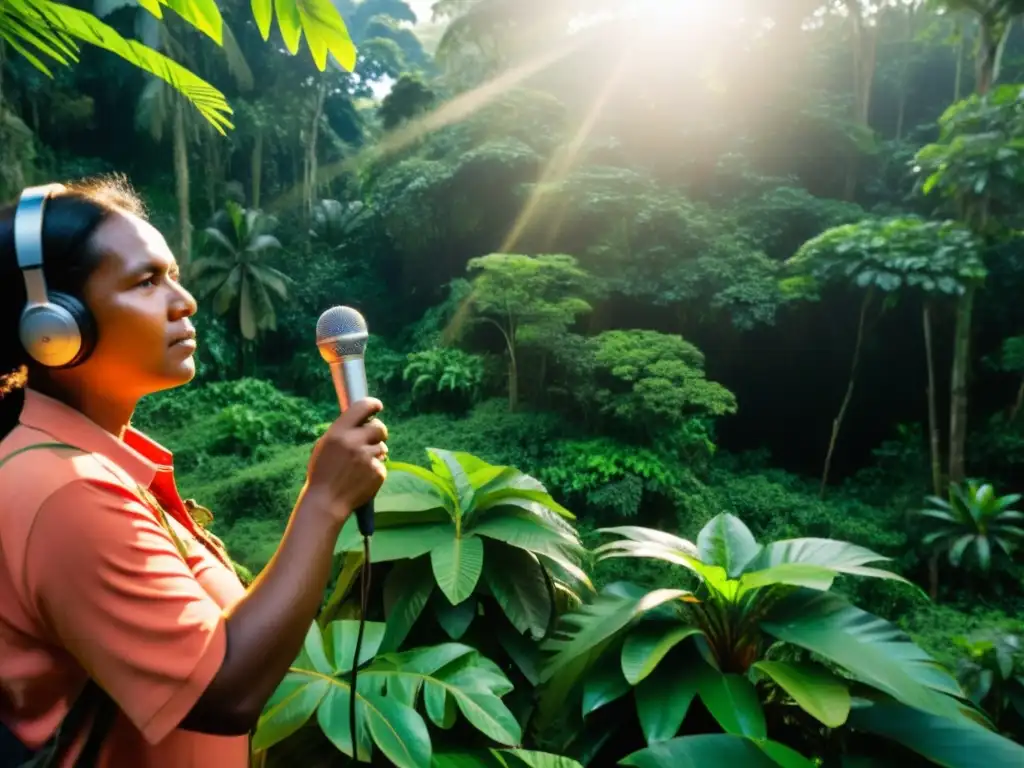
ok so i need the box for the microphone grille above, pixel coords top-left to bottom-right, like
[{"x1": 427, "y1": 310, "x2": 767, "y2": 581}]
[{"x1": 316, "y1": 306, "x2": 368, "y2": 359}]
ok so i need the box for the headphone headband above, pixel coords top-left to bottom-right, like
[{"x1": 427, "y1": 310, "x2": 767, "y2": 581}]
[{"x1": 15, "y1": 184, "x2": 66, "y2": 307}]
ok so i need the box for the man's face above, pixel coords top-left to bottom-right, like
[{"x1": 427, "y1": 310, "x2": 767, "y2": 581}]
[{"x1": 73, "y1": 209, "x2": 199, "y2": 398}]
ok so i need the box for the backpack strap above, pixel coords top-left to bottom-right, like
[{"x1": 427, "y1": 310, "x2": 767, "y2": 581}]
[{"x1": 0, "y1": 442, "x2": 119, "y2": 767}]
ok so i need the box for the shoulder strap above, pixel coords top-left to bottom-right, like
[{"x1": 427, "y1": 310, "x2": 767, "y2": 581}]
[{"x1": 0, "y1": 442, "x2": 118, "y2": 767}]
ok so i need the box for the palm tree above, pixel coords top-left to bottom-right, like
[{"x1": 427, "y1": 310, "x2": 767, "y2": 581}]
[
  {"x1": 190, "y1": 201, "x2": 292, "y2": 375},
  {"x1": 916, "y1": 480, "x2": 1024, "y2": 596}
]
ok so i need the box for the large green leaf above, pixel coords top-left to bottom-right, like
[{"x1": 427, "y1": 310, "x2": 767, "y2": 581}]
[
  {"x1": 847, "y1": 698, "x2": 1024, "y2": 767},
  {"x1": 11, "y1": 0, "x2": 232, "y2": 131},
  {"x1": 696, "y1": 513, "x2": 762, "y2": 577},
  {"x1": 433, "y1": 592, "x2": 476, "y2": 640},
  {"x1": 541, "y1": 588, "x2": 692, "y2": 683},
  {"x1": 620, "y1": 623, "x2": 702, "y2": 685},
  {"x1": 635, "y1": 656, "x2": 701, "y2": 743},
  {"x1": 431, "y1": 533, "x2": 485, "y2": 604},
  {"x1": 382, "y1": 558, "x2": 435, "y2": 652},
  {"x1": 336, "y1": 522, "x2": 453, "y2": 561},
  {"x1": 762, "y1": 591, "x2": 963, "y2": 719},
  {"x1": 582, "y1": 658, "x2": 631, "y2": 716},
  {"x1": 740, "y1": 539, "x2": 921, "y2": 595},
  {"x1": 473, "y1": 511, "x2": 581, "y2": 557},
  {"x1": 696, "y1": 668, "x2": 767, "y2": 739},
  {"x1": 379, "y1": 469, "x2": 453, "y2": 514},
  {"x1": 484, "y1": 543, "x2": 553, "y2": 639},
  {"x1": 256, "y1": 626, "x2": 520, "y2": 766},
  {"x1": 620, "y1": 734, "x2": 814, "y2": 767},
  {"x1": 753, "y1": 660, "x2": 851, "y2": 728},
  {"x1": 252, "y1": 0, "x2": 356, "y2": 70}
]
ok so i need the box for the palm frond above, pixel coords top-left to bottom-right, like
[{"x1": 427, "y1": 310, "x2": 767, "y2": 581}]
[{"x1": 5, "y1": 0, "x2": 233, "y2": 132}]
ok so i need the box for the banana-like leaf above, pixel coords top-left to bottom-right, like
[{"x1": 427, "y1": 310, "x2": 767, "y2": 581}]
[
  {"x1": 582, "y1": 658, "x2": 631, "y2": 716},
  {"x1": 336, "y1": 522, "x2": 452, "y2": 561},
  {"x1": 620, "y1": 734, "x2": 815, "y2": 767},
  {"x1": 635, "y1": 652, "x2": 701, "y2": 743},
  {"x1": 741, "y1": 538, "x2": 919, "y2": 592},
  {"x1": 382, "y1": 558, "x2": 435, "y2": 652},
  {"x1": 696, "y1": 513, "x2": 762, "y2": 577},
  {"x1": 847, "y1": 697, "x2": 1024, "y2": 767},
  {"x1": 255, "y1": 622, "x2": 520, "y2": 767},
  {"x1": 752, "y1": 660, "x2": 851, "y2": 728},
  {"x1": 484, "y1": 543, "x2": 553, "y2": 639},
  {"x1": 431, "y1": 533, "x2": 485, "y2": 605},
  {"x1": 432, "y1": 750, "x2": 584, "y2": 768},
  {"x1": 762, "y1": 590, "x2": 965, "y2": 720},
  {"x1": 594, "y1": 538, "x2": 730, "y2": 593},
  {"x1": 249, "y1": 0, "x2": 356, "y2": 70},
  {"x1": 5, "y1": 0, "x2": 233, "y2": 130},
  {"x1": 620, "y1": 623, "x2": 702, "y2": 685},
  {"x1": 541, "y1": 587, "x2": 692, "y2": 683},
  {"x1": 695, "y1": 666, "x2": 766, "y2": 739},
  {"x1": 433, "y1": 592, "x2": 476, "y2": 640}
]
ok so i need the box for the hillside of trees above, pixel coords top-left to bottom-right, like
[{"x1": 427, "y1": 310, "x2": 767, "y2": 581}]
[{"x1": 4, "y1": 0, "x2": 1024, "y2": 765}]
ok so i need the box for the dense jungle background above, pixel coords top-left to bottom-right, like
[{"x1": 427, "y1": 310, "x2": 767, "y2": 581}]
[{"x1": 4, "y1": 0, "x2": 1024, "y2": 765}]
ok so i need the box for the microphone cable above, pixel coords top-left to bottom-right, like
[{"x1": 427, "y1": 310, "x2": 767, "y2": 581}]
[{"x1": 350, "y1": 503, "x2": 374, "y2": 761}]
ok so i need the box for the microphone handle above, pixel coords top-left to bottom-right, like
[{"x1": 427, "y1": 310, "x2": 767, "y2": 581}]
[
  {"x1": 356, "y1": 499, "x2": 375, "y2": 537},
  {"x1": 330, "y1": 357, "x2": 377, "y2": 538}
]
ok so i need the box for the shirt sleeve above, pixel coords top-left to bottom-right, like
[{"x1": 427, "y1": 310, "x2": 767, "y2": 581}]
[{"x1": 22, "y1": 478, "x2": 228, "y2": 745}]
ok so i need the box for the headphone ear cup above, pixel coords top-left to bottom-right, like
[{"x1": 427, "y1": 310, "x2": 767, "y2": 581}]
[{"x1": 49, "y1": 292, "x2": 97, "y2": 367}]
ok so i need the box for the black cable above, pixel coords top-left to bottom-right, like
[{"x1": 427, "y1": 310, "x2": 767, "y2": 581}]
[{"x1": 350, "y1": 536, "x2": 371, "y2": 761}]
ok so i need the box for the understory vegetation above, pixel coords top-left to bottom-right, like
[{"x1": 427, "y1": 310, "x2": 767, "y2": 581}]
[{"x1": 6, "y1": 0, "x2": 1024, "y2": 765}]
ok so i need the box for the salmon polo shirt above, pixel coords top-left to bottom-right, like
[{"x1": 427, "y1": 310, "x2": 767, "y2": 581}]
[{"x1": 0, "y1": 389, "x2": 250, "y2": 767}]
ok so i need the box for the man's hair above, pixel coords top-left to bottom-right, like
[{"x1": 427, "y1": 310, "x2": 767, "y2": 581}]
[{"x1": 0, "y1": 173, "x2": 148, "y2": 437}]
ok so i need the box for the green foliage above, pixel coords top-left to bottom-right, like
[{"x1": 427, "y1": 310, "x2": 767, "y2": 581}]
[
  {"x1": 403, "y1": 347, "x2": 486, "y2": 410},
  {"x1": 917, "y1": 480, "x2": 1024, "y2": 573},
  {"x1": 953, "y1": 630, "x2": 1024, "y2": 734},
  {"x1": 539, "y1": 439, "x2": 693, "y2": 521},
  {"x1": 789, "y1": 216, "x2": 988, "y2": 296},
  {"x1": 915, "y1": 84, "x2": 1024, "y2": 232},
  {"x1": 585, "y1": 329, "x2": 737, "y2": 443},
  {"x1": 253, "y1": 620, "x2": 522, "y2": 766},
  {"x1": 538, "y1": 514, "x2": 1021, "y2": 765},
  {"x1": 334, "y1": 448, "x2": 588, "y2": 644},
  {"x1": 465, "y1": 253, "x2": 594, "y2": 349}
]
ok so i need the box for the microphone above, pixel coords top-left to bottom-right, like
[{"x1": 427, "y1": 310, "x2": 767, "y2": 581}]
[{"x1": 316, "y1": 305, "x2": 375, "y2": 537}]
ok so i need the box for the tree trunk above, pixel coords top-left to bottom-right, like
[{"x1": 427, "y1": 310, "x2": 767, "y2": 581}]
[
  {"x1": 895, "y1": 4, "x2": 916, "y2": 141},
  {"x1": 948, "y1": 286, "x2": 975, "y2": 484},
  {"x1": 304, "y1": 80, "x2": 328, "y2": 225},
  {"x1": 954, "y1": 21, "x2": 965, "y2": 102},
  {"x1": 976, "y1": 17, "x2": 1013, "y2": 96},
  {"x1": 251, "y1": 129, "x2": 264, "y2": 209},
  {"x1": 923, "y1": 303, "x2": 943, "y2": 497},
  {"x1": 928, "y1": 551, "x2": 939, "y2": 601},
  {"x1": 821, "y1": 289, "x2": 873, "y2": 498},
  {"x1": 173, "y1": 99, "x2": 192, "y2": 265},
  {"x1": 843, "y1": 0, "x2": 877, "y2": 201},
  {"x1": 1010, "y1": 377, "x2": 1024, "y2": 423}
]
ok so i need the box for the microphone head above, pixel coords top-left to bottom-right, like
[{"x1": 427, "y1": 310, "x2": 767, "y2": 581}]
[{"x1": 316, "y1": 306, "x2": 368, "y2": 363}]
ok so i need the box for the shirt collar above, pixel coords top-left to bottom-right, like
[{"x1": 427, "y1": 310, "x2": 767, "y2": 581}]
[{"x1": 18, "y1": 388, "x2": 174, "y2": 490}]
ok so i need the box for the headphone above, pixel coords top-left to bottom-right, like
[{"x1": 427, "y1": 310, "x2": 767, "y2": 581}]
[{"x1": 14, "y1": 184, "x2": 97, "y2": 369}]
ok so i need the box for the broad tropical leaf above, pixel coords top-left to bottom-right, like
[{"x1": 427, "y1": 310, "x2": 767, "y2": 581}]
[
  {"x1": 847, "y1": 697, "x2": 1024, "y2": 768},
  {"x1": 752, "y1": 660, "x2": 851, "y2": 728},
  {"x1": 763, "y1": 590, "x2": 964, "y2": 719},
  {"x1": 696, "y1": 513, "x2": 761, "y2": 577},
  {"x1": 255, "y1": 622, "x2": 521, "y2": 767},
  {"x1": 541, "y1": 586, "x2": 692, "y2": 682},
  {"x1": 2, "y1": 0, "x2": 232, "y2": 130},
  {"x1": 620, "y1": 734, "x2": 815, "y2": 768}
]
